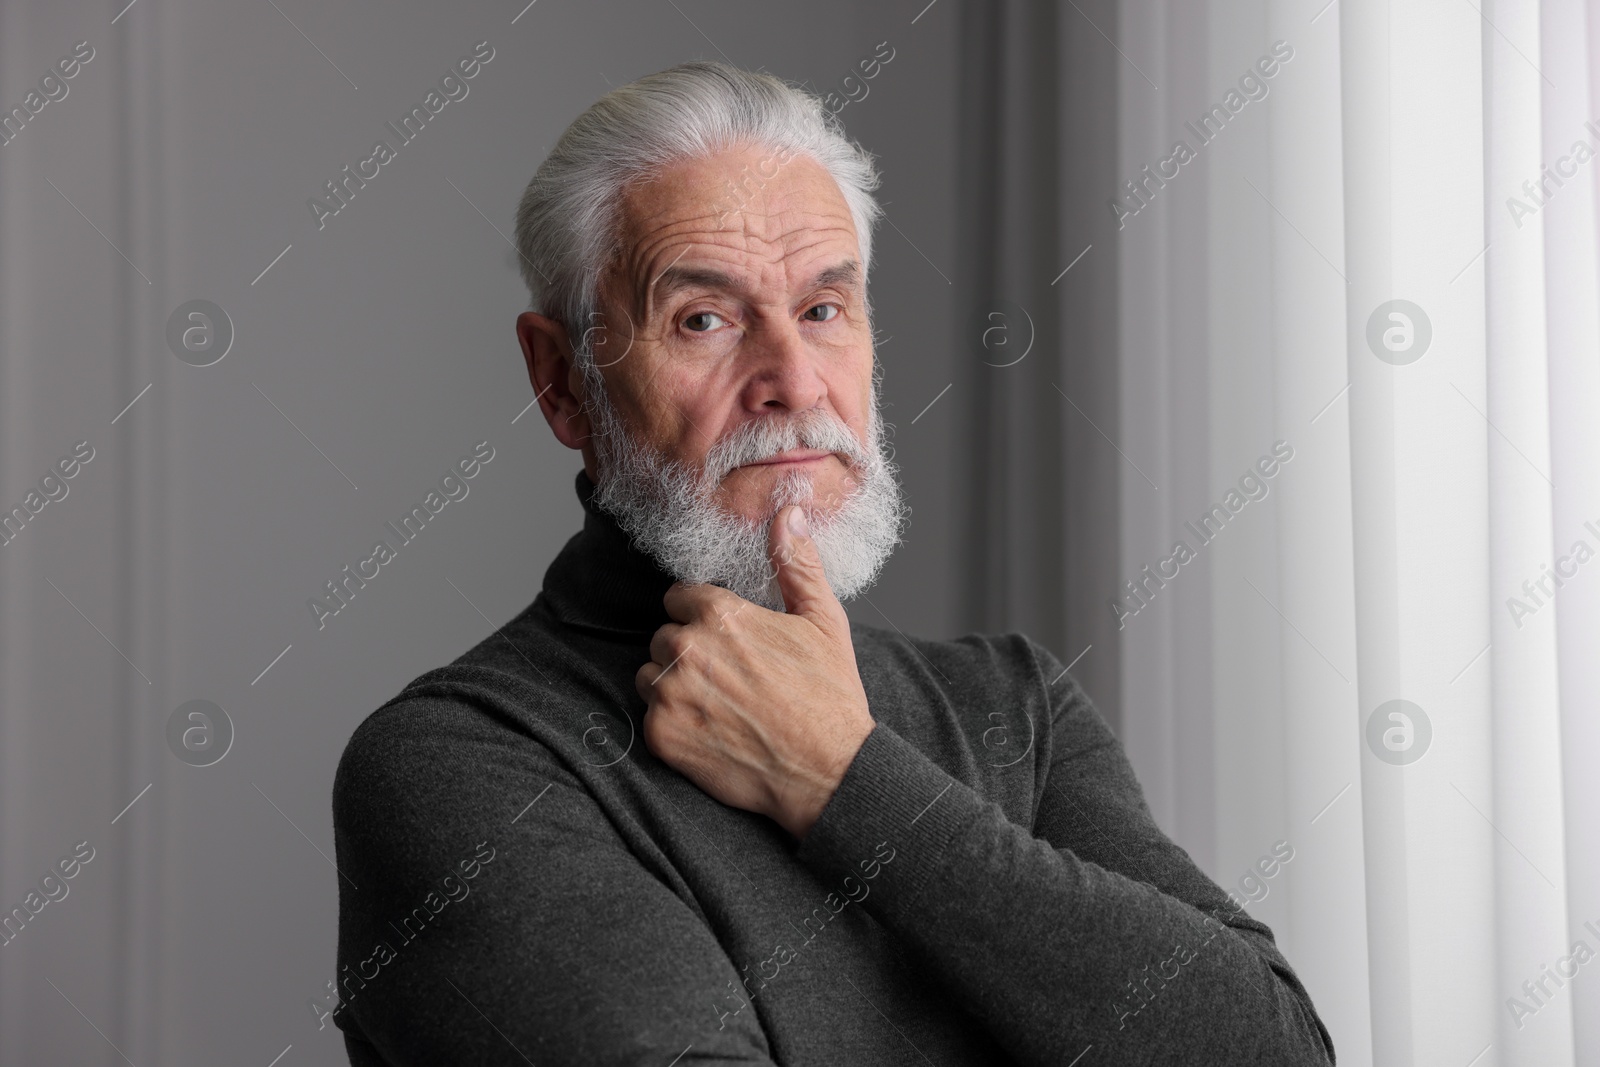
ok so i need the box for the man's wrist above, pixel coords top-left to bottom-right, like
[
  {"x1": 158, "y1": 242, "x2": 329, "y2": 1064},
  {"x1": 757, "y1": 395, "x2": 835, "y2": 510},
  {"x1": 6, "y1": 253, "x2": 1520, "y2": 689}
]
[{"x1": 781, "y1": 718, "x2": 875, "y2": 840}]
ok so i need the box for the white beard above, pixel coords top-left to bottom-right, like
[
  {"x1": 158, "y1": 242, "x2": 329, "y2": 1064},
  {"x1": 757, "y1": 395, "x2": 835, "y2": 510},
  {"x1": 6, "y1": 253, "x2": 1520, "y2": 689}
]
[{"x1": 586, "y1": 375, "x2": 907, "y2": 612}]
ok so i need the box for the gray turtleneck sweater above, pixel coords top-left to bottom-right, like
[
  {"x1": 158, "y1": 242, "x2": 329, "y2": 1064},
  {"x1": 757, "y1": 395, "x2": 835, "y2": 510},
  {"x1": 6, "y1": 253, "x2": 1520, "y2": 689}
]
[{"x1": 329, "y1": 471, "x2": 1335, "y2": 1066}]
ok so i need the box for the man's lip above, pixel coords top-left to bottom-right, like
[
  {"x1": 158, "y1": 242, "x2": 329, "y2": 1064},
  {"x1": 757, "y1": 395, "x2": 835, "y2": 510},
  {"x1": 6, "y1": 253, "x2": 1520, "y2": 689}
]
[{"x1": 742, "y1": 449, "x2": 834, "y2": 468}]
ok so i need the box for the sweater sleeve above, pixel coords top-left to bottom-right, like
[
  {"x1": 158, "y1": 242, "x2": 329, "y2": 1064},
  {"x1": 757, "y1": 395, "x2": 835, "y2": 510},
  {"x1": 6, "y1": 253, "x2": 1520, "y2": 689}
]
[
  {"x1": 792, "y1": 637, "x2": 1336, "y2": 1067},
  {"x1": 331, "y1": 684, "x2": 779, "y2": 1067}
]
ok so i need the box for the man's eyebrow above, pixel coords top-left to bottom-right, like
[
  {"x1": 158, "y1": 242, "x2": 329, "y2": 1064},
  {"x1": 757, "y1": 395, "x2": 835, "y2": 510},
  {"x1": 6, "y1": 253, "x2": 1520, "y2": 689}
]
[
  {"x1": 807, "y1": 261, "x2": 861, "y2": 292},
  {"x1": 649, "y1": 265, "x2": 744, "y2": 307},
  {"x1": 643, "y1": 259, "x2": 863, "y2": 314}
]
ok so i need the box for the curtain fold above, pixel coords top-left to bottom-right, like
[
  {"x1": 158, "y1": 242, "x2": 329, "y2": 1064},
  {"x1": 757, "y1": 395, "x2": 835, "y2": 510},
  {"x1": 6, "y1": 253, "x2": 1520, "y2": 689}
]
[
  {"x1": 955, "y1": 0, "x2": 1123, "y2": 734},
  {"x1": 1263, "y1": 0, "x2": 1372, "y2": 1053},
  {"x1": 1541, "y1": 0, "x2": 1600, "y2": 1054},
  {"x1": 1343, "y1": 0, "x2": 1505, "y2": 1056},
  {"x1": 1480, "y1": 1, "x2": 1575, "y2": 1063}
]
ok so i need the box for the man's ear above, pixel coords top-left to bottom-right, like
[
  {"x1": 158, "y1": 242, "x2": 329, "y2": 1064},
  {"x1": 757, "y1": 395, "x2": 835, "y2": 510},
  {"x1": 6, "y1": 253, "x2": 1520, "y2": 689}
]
[{"x1": 516, "y1": 311, "x2": 591, "y2": 451}]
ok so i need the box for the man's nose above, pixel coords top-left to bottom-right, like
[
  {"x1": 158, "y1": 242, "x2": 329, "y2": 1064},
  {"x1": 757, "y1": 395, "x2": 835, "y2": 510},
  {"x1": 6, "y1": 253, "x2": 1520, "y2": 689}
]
[{"x1": 743, "y1": 318, "x2": 827, "y2": 413}]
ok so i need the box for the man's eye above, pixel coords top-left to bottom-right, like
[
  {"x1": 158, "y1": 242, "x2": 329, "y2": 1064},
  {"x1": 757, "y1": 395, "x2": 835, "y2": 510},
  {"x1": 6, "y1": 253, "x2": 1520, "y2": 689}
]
[
  {"x1": 683, "y1": 311, "x2": 727, "y2": 332},
  {"x1": 803, "y1": 304, "x2": 840, "y2": 322}
]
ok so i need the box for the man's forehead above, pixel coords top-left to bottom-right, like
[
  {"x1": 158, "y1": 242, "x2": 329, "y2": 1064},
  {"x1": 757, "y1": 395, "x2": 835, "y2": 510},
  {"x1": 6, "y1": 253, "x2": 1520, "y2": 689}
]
[{"x1": 609, "y1": 150, "x2": 861, "y2": 307}]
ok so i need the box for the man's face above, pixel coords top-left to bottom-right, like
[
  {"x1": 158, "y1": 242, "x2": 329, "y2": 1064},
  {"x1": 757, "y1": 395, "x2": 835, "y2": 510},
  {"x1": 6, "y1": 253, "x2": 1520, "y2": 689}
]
[{"x1": 590, "y1": 146, "x2": 875, "y2": 523}]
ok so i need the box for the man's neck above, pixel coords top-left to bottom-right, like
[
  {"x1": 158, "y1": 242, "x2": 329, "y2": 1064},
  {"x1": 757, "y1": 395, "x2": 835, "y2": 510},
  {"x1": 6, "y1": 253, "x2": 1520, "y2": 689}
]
[{"x1": 537, "y1": 469, "x2": 678, "y2": 636}]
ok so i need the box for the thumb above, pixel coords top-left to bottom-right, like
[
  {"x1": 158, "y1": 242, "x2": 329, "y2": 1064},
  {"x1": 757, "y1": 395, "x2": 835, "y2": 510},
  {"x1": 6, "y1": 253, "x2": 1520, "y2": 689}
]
[{"x1": 769, "y1": 505, "x2": 838, "y2": 620}]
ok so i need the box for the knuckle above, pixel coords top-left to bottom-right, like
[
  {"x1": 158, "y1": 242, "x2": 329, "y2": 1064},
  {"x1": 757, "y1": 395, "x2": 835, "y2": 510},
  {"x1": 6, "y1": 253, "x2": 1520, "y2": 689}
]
[
  {"x1": 642, "y1": 709, "x2": 670, "y2": 753},
  {"x1": 651, "y1": 625, "x2": 683, "y2": 662},
  {"x1": 701, "y1": 585, "x2": 736, "y2": 617}
]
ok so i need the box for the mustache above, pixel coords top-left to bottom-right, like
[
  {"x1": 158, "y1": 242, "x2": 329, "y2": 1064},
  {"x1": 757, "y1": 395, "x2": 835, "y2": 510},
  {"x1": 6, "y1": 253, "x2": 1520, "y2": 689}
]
[{"x1": 699, "y1": 410, "x2": 867, "y2": 486}]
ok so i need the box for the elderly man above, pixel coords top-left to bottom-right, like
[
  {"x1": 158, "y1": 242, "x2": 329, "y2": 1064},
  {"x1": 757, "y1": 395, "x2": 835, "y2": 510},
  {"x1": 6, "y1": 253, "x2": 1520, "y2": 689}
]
[{"x1": 331, "y1": 62, "x2": 1335, "y2": 1066}]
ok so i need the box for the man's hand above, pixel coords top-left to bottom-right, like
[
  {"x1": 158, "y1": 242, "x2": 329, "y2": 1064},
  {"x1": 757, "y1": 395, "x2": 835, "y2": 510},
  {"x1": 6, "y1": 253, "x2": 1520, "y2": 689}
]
[{"x1": 635, "y1": 505, "x2": 875, "y2": 839}]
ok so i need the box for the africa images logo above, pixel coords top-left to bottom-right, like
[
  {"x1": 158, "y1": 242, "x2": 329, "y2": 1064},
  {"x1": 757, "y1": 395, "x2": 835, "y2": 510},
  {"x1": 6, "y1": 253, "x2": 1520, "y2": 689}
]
[{"x1": 1109, "y1": 40, "x2": 1294, "y2": 230}]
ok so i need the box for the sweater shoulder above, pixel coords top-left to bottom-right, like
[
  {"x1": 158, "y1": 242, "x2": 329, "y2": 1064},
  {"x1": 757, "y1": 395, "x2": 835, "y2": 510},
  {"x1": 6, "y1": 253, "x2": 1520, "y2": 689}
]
[
  {"x1": 332, "y1": 648, "x2": 570, "y2": 827},
  {"x1": 849, "y1": 620, "x2": 1048, "y2": 685},
  {"x1": 847, "y1": 621, "x2": 1058, "y2": 718}
]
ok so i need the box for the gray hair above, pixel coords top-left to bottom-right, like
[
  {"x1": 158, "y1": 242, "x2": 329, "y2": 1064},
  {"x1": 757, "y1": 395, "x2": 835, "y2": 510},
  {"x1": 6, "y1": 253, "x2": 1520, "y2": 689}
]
[{"x1": 512, "y1": 62, "x2": 883, "y2": 378}]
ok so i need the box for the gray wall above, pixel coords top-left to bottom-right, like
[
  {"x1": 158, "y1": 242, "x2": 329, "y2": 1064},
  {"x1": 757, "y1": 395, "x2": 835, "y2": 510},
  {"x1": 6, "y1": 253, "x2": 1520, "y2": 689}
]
[{"x1": 0, "y1": 2, "x2": 980, "y2": 1063}]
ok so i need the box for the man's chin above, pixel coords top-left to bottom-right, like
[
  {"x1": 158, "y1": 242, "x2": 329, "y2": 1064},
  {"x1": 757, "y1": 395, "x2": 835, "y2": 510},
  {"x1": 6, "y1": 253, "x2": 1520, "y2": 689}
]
[
  {"x1": 716, "y1": 463, "x2": 859, "y2": 524},
  {"x1": 713, "y1": 490, "x2": 840, "y2": 531},
  {"x1": 710, "y1": 499, "x2": 802, "y2": 531}
]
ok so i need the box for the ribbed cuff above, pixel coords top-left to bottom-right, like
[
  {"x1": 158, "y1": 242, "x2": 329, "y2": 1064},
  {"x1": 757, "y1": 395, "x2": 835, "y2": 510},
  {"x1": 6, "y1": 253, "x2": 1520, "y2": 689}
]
[{"x1": 794, "y1": 722, "x2": 980, "y2": 915}]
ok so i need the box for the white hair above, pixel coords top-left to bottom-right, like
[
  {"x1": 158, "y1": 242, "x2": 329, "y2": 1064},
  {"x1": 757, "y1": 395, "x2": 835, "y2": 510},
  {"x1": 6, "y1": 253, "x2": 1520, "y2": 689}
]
[{"x1": 512, "y1": 61, "x2": 883, "y2": 385}]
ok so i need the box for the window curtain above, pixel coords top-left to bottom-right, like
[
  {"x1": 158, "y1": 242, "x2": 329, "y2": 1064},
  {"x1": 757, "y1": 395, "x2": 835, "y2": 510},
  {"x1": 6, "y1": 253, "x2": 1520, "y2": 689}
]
[{"x1": 959, "y1": 1, "x2": 1600, "y2": 1064}]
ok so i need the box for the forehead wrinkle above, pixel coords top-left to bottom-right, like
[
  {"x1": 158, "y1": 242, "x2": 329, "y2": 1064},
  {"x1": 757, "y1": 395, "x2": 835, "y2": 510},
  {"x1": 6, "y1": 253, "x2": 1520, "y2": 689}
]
[
  {"x1": 616, "y1": 170, "x2": 859, "y2": 316},
  {"x1": 634, "y1": 222, "x2": 861, "y2": 320},
  {"x1": 617, "y1": 149, "x2": 854, "y2": 259}
]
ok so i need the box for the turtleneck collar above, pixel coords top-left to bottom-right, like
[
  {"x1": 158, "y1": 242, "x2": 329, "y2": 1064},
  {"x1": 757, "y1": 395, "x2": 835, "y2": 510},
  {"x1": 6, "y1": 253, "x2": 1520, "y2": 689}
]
[{"x1": 537, "y1": 469, "x2": 677, "y2": 637}]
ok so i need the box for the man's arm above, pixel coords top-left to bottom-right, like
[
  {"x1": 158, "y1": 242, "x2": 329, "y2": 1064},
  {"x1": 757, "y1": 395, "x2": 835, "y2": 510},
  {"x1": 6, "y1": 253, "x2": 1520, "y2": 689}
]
[
  {"x1": 792, "y1": 637, "x2": 1336, "y2": 1067},
  {"x1": 331, "y1": 688, "x2": 779, "y2": 1066}
]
